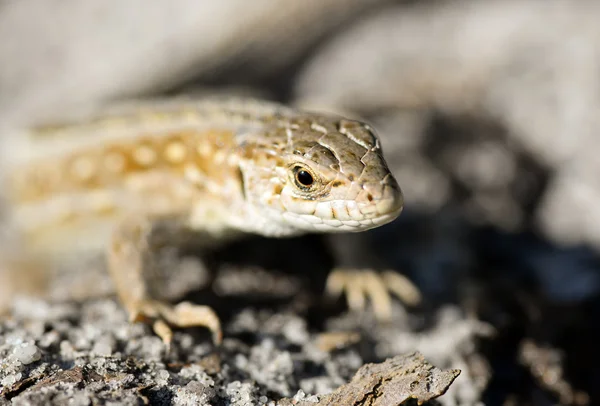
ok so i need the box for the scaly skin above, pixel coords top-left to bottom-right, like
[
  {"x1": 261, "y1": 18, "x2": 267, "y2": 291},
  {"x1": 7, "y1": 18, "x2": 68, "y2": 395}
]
[{"x1": 0, "y1": 97, "x2": 406, "y2": 345}]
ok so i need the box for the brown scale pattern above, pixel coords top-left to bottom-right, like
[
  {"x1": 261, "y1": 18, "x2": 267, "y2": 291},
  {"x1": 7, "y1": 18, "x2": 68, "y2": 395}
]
[{"x1": 8, "y1": 129, "x2": 238, "y2": 204}]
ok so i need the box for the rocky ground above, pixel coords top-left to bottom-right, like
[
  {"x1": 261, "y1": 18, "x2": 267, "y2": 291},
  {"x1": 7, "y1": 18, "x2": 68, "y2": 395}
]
[{"x1": 1, "y1": 1, "x2": 600, "y2": 405}]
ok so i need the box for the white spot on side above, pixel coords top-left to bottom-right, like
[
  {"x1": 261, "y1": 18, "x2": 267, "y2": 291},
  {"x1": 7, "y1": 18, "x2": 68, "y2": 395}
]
[
  {"x1": 71, "y1": 156, "x2": 95, "y2": 181},
  {"x1": 196, "y1": 142, "x2": 212, "y2": 157},
  {"x1": 133, "y1": 145, "x2": 156, "y2": 166},
  {"x1": 213, "y1": 150, "x2": 226, "y2": 164},
  {"x1": 164, "y1": 142, "x2": 187, "y2": 163},
  {"x1": 184, "y1": 164, "x2": 205, "y2": 185}
]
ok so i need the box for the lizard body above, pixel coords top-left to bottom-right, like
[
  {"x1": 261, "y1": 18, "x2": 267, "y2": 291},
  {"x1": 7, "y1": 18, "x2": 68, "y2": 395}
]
[{"x1": 0, "y1": 97, "x2": 404, "y2": 344}]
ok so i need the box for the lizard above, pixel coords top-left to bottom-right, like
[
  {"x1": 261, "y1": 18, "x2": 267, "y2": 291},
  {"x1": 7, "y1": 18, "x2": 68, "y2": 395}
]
[{"x1": 0, "y1": 97, "x2": 419, "y2": 345}]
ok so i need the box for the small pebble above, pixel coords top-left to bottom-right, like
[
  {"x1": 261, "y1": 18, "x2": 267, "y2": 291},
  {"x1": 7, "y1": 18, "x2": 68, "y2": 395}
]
[{"x1": 13, "y1": 342, "x2": 41, "y2": 364}]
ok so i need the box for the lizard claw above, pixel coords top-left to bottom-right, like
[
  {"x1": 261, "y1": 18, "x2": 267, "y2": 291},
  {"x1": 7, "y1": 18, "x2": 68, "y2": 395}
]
[
  {"x1": 326, "y1": 269, "x2": 421, "y2": 321},
  {"x1": 130, "y1": 300, "x2": 222, "y2": 346}
]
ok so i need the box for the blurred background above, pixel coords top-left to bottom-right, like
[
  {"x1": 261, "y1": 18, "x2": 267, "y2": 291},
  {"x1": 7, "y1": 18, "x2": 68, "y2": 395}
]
[{"x1": 1, "y1": 1, "x2": 599, "y2": 405}]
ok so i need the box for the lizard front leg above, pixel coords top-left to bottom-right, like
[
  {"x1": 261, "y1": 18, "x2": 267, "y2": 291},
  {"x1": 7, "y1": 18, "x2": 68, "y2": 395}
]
[
  {"x1": 325, "y1": 232, "x2": 421, "y2": 321},
  {"x1": 107, "y1": 215, "x2": 221, "y2": 346}
]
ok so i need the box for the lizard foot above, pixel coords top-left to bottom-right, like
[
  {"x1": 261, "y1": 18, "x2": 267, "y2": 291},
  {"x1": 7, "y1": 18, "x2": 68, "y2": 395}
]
[
  {"x1": 325, "y1": 269, "x2": 421, "y2": 321},
  {"x1": 129, "y1": 300, "x2": 222, "y2": 347}
]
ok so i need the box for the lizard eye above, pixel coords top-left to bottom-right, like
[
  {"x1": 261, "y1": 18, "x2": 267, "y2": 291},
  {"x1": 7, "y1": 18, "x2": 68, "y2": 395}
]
[
  {"x1": 296, "y1": 170, "x2": 313, "y2": 186},
  {"x1": 292, "y1": 166, "x2": 315, "y2": 190}
]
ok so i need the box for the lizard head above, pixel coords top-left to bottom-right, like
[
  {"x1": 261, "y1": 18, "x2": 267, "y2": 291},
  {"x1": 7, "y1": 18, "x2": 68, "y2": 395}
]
[{"x1": 237, "y1": 116, "x2": 403, "y2": 236}]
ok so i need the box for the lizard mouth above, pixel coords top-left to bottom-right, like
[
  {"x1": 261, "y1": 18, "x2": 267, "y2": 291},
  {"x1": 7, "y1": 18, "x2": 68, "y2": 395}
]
[{"x1": 280, "y1": 183, "x2": 404, "y2": 233}]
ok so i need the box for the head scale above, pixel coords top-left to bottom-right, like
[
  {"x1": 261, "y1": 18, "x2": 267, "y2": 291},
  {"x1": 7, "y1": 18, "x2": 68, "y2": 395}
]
[{"x1": 237, "y1": 116, "x2": 403, "y2": 236}]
